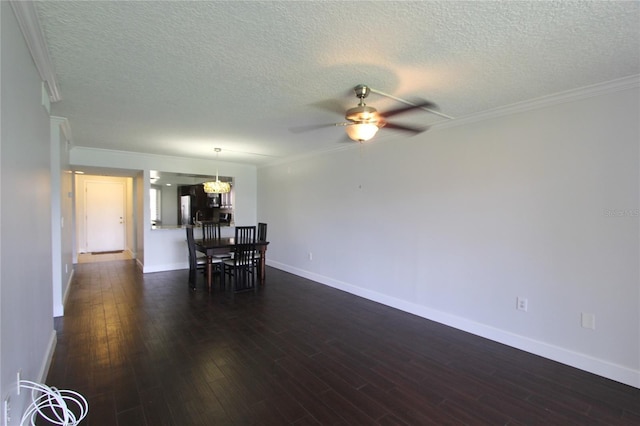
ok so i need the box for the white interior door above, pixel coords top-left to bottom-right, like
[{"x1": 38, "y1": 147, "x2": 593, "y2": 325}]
[{"x1": 85, "y1": 181, "x2": 125, "y2": 253}]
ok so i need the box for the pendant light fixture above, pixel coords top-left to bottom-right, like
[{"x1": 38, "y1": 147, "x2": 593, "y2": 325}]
[{"x1": 203, "y1": 148, "x2": 231, "y2": 194}]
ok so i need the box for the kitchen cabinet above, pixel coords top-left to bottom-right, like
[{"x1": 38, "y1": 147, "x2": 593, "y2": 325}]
[{"x1": 178, "y1": 184, "x2": 233, "y2": 225}]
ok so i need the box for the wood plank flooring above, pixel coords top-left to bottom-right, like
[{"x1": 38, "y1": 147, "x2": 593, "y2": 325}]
[{"x1": 44, "y1": 260, "x2": 639, "y2": 425}]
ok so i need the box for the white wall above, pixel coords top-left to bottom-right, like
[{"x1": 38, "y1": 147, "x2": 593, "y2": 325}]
[
  {"x1": 50, "y1": 117, "x2": 74, "y2": 317},
  {"x1": 69, "y1": 148, "x2": 257, "y2": 272},
  {"x1": 135, "y1": 171, "x2": 145, "y2": 267},
  {"x1": 1, "y1": 2, "x2": 56, "y2": 421},
  {"x1": 258, "y1": 84, "x2": 640, "y2": 387},
  {"x1": 125, "y1": 176, "x2": 136, "y2": 258}
]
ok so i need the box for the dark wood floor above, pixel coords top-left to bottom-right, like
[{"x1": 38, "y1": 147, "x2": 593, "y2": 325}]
[{"x1": 44, "y1": 260, "x2": 639, "y2": 425}]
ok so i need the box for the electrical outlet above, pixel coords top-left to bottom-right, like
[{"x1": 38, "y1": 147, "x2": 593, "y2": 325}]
[
  {"x1": 308, "y1": 252, "x2": 313, "y2": 261},
  {"x1": 516, "y1": 297, "x2": 528, "y2": 312},
  {"x1": 16, "y1": 370, "x2": 21, "y2": 395},
  {"x1": 581, "y1": 313, "x2": 596, "y2": 330}
]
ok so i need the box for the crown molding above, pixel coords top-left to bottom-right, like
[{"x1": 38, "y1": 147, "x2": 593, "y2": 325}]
[
  {"x1": 69, "y1": 146, "x2": 250, "y2": 170},
  {"x1": 10, "y1": 1, "x2": 61, "y2": 102},
  {"x1": 263, "y1": 75, "x2": 640, "y2": 168},
  {"x1": 434, "y1": 74, "x2": 640, "y2": 130},
  {"x1": 51, "y1": 116, "x2": 72, "y2": 143}
]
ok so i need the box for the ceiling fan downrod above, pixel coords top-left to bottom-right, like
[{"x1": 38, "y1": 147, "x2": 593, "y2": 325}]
[
  {"x1": 346, "y1": 84, "x2": 378, "y2": 123},
  {"x1": 353, "y1": 84, "x2": 370, "y2": 103}
]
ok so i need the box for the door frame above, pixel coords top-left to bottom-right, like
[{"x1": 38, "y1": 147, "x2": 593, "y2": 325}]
[{"x1": 75, "y1": 174, "x2": 133, "y2": 255}]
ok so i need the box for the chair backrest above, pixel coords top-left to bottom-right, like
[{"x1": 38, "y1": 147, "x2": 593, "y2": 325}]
[
  {"x1": 235, "y1": 226, "x2": 256, "y2": 244},
  {"x1": 233, "y1": 243, "x2": 256, "y2": 266},
  {"x1": 257, "y1": 222, "x2": 268, "y2": 242},
  {"x1": 202, "y1": 221, "x2": 221, "y2": 240},
  {"x1": 186, "y1": 227, "x2": 197, "y2": 269}
]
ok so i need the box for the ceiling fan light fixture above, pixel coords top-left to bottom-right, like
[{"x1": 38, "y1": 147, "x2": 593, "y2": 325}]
[{"x1": 345, "y1": 122, "x2": 379, "y2": 142}]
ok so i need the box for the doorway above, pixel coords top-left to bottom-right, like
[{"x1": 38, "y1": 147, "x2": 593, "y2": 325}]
[{"x1": 75, "y1": 174, "x2": 134, "y2": 257}]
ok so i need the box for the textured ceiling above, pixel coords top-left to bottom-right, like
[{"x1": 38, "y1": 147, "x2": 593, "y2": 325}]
[{"x1": 35, "y1": 1, "x2": 640, "y2": 166}]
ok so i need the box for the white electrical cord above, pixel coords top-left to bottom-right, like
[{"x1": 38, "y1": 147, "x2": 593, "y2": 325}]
[{"x1": 18, "y1": 380, "x2": 88, "y2": 426}]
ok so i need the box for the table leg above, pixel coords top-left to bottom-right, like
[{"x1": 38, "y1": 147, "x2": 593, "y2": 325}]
[
  {"x1": 207, "y1": 256, "x2": 213, "y2": 292},
  {"x1": 259, "y1": 249, "x2": 266, "y2": 285}
]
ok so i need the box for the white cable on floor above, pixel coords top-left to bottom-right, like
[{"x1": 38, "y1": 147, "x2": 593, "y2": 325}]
[{"x1": 18, "y1": 380, "x2": 88, "y2": 426}]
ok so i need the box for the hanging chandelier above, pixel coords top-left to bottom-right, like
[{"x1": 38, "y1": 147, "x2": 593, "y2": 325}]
[
  {"x1": 203, "y1": 180, "x2": 230, "y2": 194},
  {"x1": 203, "y1": 148, "x2": 231, "y2": 194}
]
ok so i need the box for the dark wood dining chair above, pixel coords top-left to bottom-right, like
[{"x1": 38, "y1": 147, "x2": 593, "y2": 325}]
[
  {"x1": 235, "y1": 225, "x2": 256, "y2": 244},
  {"x1": 255, "y1": 222, "x2": 268, "y2": 275},
  {"x1": 186, "y1": 227, "x2": 220, "y2": 289},
  {"x1": 257, "y1": 222, "x2": 267, "y2": 242},
  {"x1": 201, "y1": 220, "x2": 221, "y2": 240},
  {"x1": 222, "y1": 242, "x2": 257, "y2": 293},
  {"x1": 222, "y1": 226, "x2": 257, "y2": 292},
  {"x1": 186, "y1": 227, "x2": 206, "y2": 287},
  {"x1": 203, "y1": 220, "x2": 234, "y2": 261}
]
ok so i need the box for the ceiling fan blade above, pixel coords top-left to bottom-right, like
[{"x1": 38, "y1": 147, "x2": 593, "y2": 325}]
[
  {"x1": 383, "y1": 122, "x2": 430, "y2": 134},
  {"x1": 380, "y1": 100, "x2": 438, "y2": 118},
  {"x1": 309, "y1": 99, "x2": 348, "y2": 116},
  {"x1": 337, "y1": 133, "x2": 353, "y2": 143},
  {"x1": 289, "y1": 123, "x2": 339, "y2": 134}
]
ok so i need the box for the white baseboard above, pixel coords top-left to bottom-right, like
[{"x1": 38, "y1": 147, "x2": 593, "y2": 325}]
[
  {"x1": 266, "y1": 260, "x2": 640, "y2": 389},
  {"x1": 142, "y1": 262, "x2": 188, "y2": 273},
  {"x1": 53, "y1": 269, "x2": 75, "y2": 317},
  {"x1": 61, "y1": 268, "x2": 74, "y2": 313},
  {"x1": 53, "y1": 303, "x2": 63, "y2": 318},
  {"x1": 39, "y1": 330, "x2": 57, "y2": 384},
  {"x1": 63, "y1": 268, "x2": 74, "y2": 303}
]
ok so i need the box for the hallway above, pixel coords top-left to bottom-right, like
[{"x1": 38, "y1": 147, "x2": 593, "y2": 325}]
[{"x1": 77, "y1": 251, "x2": 133, "y2": 264}]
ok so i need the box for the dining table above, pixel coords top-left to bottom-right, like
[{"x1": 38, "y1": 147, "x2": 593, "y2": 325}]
[{"x1": 194, "y1": 237, "x2": 269, "y2": 292}]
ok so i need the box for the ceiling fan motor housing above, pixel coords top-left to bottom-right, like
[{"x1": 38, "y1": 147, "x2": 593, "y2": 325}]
[
  {"x1": 345, "y1": 105, "x2": 379, "y2": 123},
  {"x1": 353, "y1": 84, "x2": 371, "y2": 99}
]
